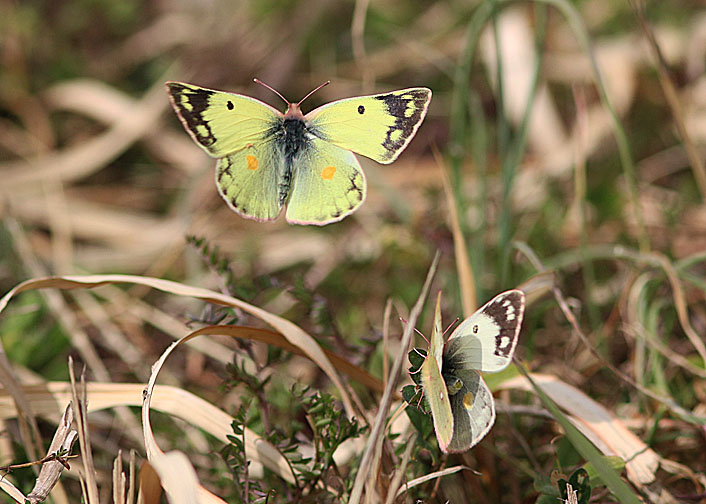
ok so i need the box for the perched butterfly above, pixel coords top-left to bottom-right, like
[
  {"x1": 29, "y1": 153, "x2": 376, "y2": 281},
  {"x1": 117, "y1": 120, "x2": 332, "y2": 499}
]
[
  {"x1": 419, "y1": 290, "x2": 525, "y2": 452},
  {"x1": 165, "y1": 80, "x2": 432, "y2": 225}
]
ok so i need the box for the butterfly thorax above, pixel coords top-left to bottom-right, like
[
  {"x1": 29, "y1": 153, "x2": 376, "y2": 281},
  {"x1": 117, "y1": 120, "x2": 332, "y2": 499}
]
[{"x1": 441, "y1": 353, "x2": 465, "y2": 396}]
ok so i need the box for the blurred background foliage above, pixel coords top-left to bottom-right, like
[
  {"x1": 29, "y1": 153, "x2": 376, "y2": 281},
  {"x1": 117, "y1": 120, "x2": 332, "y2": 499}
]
[{"x1": 1, "y1": 0, "x2": 706, "y2": 502}]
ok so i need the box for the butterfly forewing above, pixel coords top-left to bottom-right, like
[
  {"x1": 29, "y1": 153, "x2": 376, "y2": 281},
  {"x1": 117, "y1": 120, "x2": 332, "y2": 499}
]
[
  {"x1": 445, "y1": 290, "x2": 525, "y2": 373},
  {"x1": 429, "y1": 292, "x2": 444, "y2": 367},
  {"x1": 419, "y1": 292, "x2": 454, "y2": 450},
  {"x1": 444, "y1": 369, "x2": 495, "y2": 452},
  {"x1": 166, "y1": 82, "x2": 282, "y2": 158},
  {"x1": 305, "y1": 88, "x2": 432, "y2": 164},
  {"x1": 421, "y1": 353, "x2": 453, "y2": 450},
  {"x1": 285, "y1": 137, "x2": 366, "y2": 225}
]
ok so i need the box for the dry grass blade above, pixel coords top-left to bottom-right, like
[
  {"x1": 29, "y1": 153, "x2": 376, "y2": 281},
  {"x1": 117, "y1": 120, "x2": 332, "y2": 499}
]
[
  {"x1": 190, "y1": 325, "x2": 385, "y2": 393},
  {"x1": 67, "y1": 358, "x2": 99, "y2": 504},
  {"x1": 0, "y1": 382, "x2": 295, "y2": 484},
  {"x1": 500, "y1": 372, "x2": 659, "y2": 487},
  {"x1": 384, "y1": 431, "x2": 416, "y2": 504},
  {"x1": 0, "y1": 345, "x2": 40, "y2": 462},
  {"x1": 0, "y1": 478, "x2": 26, "y2": 503},
  {"x1": 564, "y1": 482, "x2": 579, "y2": 504},
  {"x1": 438, "y1": 148, "x2": 477, "y2": 316},
  {"x1": 138, "y1": 455, "x2": 202, "y2": 504},
  {"x1": 0, "y1": 78, "x2": 168, "y2": 191},
  {"x1": 0, "y1": 274, "x2": 355, "y2": 416},
  {"x1": 138, "y1": 462, "x2": 162, "y2": 504},
  {"x1": 517, "y1": 270, "x2": 555, "y2": 307},
  {"x1": 142, "y1": 333, "x2": 226, "y2": 503},
  {"x1": 394, "y1": 465, "x2": 467, "y2": 499},
  {"x1": 349, "y1": 252, "x2": 439, "y2": 504},
  {"x1": 113, "y1": 452, "x2": 126, "y2": 504},
  {"x1": 626, "y1": 274, "x2": 706, "y2": 379},
  {"x1": 650, "y1": 251, "x2": 706, "y2": 367},
  {"x1": 42, "y1": 78, "x2": 203, "y2": 174},
  {"x1": 514, "y1": 241, "x2": 702, "y2": 421},
  {"x1": 127, "y1": 450, "x2": 136, "y2": 504},
  {"x1": 553, "y1": 273, "x2": 698, "y2": 420},
  {"x1": 629, "y1": 0, "x2": 706, "y2": 200}
]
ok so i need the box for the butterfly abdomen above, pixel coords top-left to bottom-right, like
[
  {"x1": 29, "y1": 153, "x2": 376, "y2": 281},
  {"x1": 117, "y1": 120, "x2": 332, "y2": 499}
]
[{"x1": 273, "y1": 117, "x2": 311, "y2": 205}]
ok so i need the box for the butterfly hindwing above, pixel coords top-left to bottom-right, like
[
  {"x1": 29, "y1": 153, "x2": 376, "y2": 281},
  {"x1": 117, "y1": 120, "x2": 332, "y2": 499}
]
[
  {"x1": 285, "y1": 137, "x2": 366, "y2": 225},
  {"x1": 216, "y1": 140, "x2": 284, "y2": 222},
  {"x1": 166, "y1": 82, "x2": 282, "y2": 158},
  {"x1": 306, "y1": 88, "x2": 432, "y2": 164},
  {"x1": 445, "y1": 369, "x2": 495, "y2": 453},
  {"x1": 445, "y1": 290, "x2": 525, "y2": 372}
]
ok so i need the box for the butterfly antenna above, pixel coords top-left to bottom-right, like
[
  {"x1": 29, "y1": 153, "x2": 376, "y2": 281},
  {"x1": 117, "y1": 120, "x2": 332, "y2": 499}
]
[
  {"x1": 253, "y1": 78, "x2": 289, "y2": 105},
  {"x1": 296, "y1": 81, "x2": 330, "y2": 107},
  {"x1": 443, "y1": 317, "x2": 459, "y2": 338},
  {"x1": 399, "y1": 317, "x2": 429, "y2": 345},
  {"x1": 415, "y1": 389, "x2": 424, "y2": 409}
]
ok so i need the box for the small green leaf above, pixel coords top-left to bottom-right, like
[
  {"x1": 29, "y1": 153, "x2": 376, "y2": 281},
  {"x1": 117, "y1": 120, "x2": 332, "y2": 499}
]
[
  {"x1": 402, "y1": 384, "x2": 420, "y2": 404},
  {"x1": 405, "y1": 400, "x2": 433, "y2": 438},
  {"x1": 408, "y1": 348, "x2": 426, "y2": 373}
]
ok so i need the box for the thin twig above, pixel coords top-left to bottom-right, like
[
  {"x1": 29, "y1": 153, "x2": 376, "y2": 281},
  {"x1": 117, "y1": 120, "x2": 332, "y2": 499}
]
[{"x1": 349, "y1": 252, "x2": 440, "y2": 504}]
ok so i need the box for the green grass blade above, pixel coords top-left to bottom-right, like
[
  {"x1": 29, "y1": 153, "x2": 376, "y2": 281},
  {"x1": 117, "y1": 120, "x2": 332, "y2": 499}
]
[{"x1": 518, "y1": 365, "x2": 643, "y2": 504}]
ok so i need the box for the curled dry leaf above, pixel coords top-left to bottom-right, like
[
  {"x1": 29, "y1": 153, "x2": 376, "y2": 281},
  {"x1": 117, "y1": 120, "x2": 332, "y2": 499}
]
[
  {"x1": 0, "y1": 274, "x2": 354, "y2": 416},
  {"x1": 0, "y1": 383, "x2": 296, "y2": 486}
]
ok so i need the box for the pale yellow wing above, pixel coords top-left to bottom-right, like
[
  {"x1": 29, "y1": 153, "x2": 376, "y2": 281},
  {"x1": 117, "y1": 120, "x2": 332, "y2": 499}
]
[
  {"x1": 422, "y1": 354, "x2": 453, "y2": 451},
  {"x1": 216, "y1": 140, "x2": 284, "y2": 222},
  {"x1": 284, "y1": 137, "x2": 366, "y2": 225},
  {"x1": 421, "y1": 292, "x2": 454, "y2": 451},
  {"x1": 305, "y1": 88, "x2": 431, "y2": 164},
  {"x1": 166, "y1": 82, "x2": 282, "y2": 158}
]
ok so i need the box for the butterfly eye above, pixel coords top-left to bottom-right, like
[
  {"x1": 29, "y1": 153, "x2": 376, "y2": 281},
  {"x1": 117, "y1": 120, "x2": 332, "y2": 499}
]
[
  {"x1": 446, "y1": 376, "x2": 463, "y2": 395},
  {"x1": 357, "y1": 105, "x2": 365, "y2": 114},
  {"x1": 472, "y1": 325, "x2": 479, "y2": 334}
]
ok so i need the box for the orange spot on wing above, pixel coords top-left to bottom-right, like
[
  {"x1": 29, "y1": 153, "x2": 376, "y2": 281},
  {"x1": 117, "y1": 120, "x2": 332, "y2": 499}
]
[
  {"x1": 322, "y1": 166, "x2": 336, "y2": 180},
  {"x1": 246, "y1": 155, "x2": 258, "y2": 171},
  {"x1": 463, "y1": 391, "x2": 475, "y2": 408}
]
